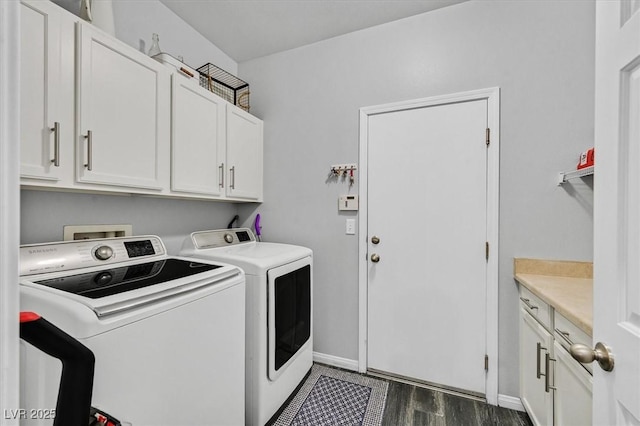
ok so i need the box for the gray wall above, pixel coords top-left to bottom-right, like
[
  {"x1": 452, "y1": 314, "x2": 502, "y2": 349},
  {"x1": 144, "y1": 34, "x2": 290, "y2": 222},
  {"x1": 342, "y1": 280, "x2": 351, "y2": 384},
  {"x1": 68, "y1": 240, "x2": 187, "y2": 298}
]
[
  {"x1": 238, "y1": 0, "x2": 595, "y2": 398},
  {"x1": 21, "y1": 190, "x2": 239, "y2": 254}
]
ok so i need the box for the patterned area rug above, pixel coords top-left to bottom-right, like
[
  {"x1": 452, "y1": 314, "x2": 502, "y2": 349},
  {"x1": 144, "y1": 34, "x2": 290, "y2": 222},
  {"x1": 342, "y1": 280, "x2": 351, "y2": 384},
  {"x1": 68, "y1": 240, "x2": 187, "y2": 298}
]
[{"x1": 273, "y1": 364, "x2": 388, "y2": 426}]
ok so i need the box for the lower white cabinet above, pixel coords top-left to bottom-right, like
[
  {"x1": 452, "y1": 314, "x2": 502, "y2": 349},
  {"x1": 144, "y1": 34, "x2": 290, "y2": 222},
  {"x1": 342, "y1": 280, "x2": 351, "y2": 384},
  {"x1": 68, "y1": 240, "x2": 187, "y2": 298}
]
[
  {"x1": 553, "y1": 341, "x2": 592, "y2": 426},
  {"x1": 519, "y1": 290, "x2": 593, "y2": 426},
  {"x1": 520, "y1": 308, "x2": 554, "y2": 426}
]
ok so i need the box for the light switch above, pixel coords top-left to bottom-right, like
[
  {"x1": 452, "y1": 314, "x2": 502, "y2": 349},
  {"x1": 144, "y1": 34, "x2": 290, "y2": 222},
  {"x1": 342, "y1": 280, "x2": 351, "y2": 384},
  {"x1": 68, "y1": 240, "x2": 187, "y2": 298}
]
[{"x1": 346, "y1": 219, "x2": 356, "y2": 235}]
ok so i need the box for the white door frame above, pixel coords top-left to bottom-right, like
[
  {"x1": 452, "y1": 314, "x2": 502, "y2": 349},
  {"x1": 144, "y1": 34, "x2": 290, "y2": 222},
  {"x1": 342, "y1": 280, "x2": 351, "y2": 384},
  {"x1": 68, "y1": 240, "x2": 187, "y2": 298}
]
[
  {"x1": 0, "y1": 0, "x2": 21, "y2": 421},
  {"x1": 358, "y1": 87, "x2": 500, "y2": 405}
]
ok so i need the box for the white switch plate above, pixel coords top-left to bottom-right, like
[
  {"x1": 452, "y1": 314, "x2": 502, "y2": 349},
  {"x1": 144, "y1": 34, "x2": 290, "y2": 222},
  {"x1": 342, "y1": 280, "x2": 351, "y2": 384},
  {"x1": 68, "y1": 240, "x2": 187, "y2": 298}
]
[{"x1": 346, "y1": 219, "x2": 356, "y2": 235}]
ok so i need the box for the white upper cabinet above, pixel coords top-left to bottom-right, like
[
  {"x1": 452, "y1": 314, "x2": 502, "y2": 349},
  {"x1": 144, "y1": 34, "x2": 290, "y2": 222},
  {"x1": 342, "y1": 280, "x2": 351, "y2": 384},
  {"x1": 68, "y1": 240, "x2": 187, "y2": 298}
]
[
  {"x1": 20, "y1": 0, "x2": 74, "y2": 184},
  {"x1": 76, "y1": 22, "x2": 170, "y2": 192},
  {"x1": 171, "y1": 76, "x2": 226, "y2": 196},
  {"x1": 225, "y1": 104, "x2": 263, "y2": 201},
  {"x1": 20, "y1": 1, "x2": 262, "y2": 202}
]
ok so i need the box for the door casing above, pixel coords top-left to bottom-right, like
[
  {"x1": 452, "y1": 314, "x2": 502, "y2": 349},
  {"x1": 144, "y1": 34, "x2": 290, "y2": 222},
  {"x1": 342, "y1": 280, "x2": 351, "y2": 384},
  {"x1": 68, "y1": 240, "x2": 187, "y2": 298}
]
[{"x1": 357, "y1": 87, "x2": 500, "y2": 405}]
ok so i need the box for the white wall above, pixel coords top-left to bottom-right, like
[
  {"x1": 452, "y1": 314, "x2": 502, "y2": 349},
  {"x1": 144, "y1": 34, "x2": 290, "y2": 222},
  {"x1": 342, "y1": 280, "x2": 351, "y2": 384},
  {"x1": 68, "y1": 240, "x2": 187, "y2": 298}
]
[{"x1": 238, "y1": 0, "x2": 595, "y2": 398}]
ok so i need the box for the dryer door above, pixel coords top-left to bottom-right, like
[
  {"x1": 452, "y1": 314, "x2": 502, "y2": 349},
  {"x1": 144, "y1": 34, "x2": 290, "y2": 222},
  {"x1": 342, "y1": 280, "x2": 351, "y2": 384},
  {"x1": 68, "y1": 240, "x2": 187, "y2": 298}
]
[{"x1": 267, "y1": 256, "x2": 312, "y2": 381}]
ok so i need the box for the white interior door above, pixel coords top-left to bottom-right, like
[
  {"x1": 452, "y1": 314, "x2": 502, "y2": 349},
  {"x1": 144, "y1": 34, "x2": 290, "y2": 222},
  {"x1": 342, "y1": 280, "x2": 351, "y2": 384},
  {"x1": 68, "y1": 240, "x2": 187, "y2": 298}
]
[
  {"x1": 592, "y1": 1, "x2": 640, "y2": 424},
  {"x1": 365, "y1": 97, "x2": 489, "y2": 396}
]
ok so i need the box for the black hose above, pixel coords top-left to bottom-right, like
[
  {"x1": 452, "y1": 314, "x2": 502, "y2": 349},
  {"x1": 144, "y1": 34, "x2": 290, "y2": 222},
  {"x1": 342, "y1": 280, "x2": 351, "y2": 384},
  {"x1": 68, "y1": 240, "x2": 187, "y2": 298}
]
[{"x1": 227, "y1": 214, "x2": 239, "y2": 229}]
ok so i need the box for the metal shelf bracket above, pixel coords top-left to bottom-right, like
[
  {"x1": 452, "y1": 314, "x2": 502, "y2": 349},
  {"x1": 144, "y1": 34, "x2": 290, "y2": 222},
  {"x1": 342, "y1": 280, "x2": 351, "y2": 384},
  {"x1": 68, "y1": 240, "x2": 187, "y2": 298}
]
[{"x1": 557, "y1": 166, "x2": 594, "y2": 185}]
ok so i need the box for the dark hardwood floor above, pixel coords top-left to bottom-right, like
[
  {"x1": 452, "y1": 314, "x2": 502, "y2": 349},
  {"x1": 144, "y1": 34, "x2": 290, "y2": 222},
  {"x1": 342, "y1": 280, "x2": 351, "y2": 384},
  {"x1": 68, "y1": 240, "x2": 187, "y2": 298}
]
[
  {"x1": 269, "y1": 364, "x2": 532, "y2": 426},
  {"x1": 381, "y1": 379, "x2": 533, "y2": 426}
]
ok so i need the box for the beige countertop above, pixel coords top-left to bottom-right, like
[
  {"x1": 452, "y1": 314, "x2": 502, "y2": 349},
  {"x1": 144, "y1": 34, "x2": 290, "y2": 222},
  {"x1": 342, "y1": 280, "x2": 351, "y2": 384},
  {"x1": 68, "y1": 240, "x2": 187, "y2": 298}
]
[{"x1": 514, "y1": 258, "x2": 593, "y2": 336}]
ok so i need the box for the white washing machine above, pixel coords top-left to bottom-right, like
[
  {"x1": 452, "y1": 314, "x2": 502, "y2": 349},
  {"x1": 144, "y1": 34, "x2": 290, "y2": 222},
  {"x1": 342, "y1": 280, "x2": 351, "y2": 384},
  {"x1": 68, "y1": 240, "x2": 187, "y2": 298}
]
[
  {"x1": 19, "y1": 236, "x2": 246, "y2": 426},
  {"x1": 181, "y1": 228, "x2": 313, "y2": 426}
]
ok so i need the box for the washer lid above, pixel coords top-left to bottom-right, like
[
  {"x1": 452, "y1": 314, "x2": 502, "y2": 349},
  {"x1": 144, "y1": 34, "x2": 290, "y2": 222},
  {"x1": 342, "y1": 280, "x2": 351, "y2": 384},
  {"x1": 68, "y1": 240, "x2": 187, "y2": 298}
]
[
  {"x1": 32, "y1": 258, "x2": 221, "y2": 299},
  {"x1": 20, "y1": 256, "x2": 242, "y2": 318}
]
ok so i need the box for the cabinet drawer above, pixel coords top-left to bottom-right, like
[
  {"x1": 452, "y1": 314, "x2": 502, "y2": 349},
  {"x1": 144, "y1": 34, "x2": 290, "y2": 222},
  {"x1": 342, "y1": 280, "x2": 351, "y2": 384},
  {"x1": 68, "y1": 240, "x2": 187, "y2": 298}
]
[
  {"x1": 554, "y1": 312, "x2": 593, "y2": 374},
  {"x1": 519, "y1": 286, "x2": 551, "y2": 331}
]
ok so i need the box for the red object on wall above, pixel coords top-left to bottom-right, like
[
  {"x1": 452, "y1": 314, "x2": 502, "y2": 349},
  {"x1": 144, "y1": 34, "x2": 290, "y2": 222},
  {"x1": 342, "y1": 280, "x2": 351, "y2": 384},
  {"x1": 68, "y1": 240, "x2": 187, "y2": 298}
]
[{"x1": 577, "y1": 148, "x2": 595, "y2": 170}]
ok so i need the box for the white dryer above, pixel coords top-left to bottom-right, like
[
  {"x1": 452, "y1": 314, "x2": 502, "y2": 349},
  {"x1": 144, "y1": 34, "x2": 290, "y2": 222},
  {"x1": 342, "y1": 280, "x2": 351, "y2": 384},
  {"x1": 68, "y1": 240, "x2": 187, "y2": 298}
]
[{"x1": 181, "y1": 228, "x2": 313, "y2": 426}]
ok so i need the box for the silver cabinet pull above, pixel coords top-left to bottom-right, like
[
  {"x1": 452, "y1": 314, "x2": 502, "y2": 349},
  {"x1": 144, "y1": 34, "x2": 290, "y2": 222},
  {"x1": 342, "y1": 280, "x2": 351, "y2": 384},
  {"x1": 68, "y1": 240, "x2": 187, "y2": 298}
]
[
  {"x1": 371, "y1": 236, "x2": 380, "y2": 244},
  {"x1": 536, "y1": 342, "x2": 547, "y2": 379},
  {"x1": 370, "y1": 253, "x2": 380, "y2": 263},
  {"x1": 230, "y1": 166, "x2": 235, "y2": 189},
  {"x1": 570, "y1": 342, "x2": 615, "y2": 372},
  {"x1": 545, "y1": 353, "x2": 556, "y2": 393},
  {"x1": 520, "y1": 297, "x2": 538, "y2": 311},
  {"x1": 50, "y1": 122, "x2": 60, "y2": 166},
  {"x1": 84, "y1": 130, "x2": 93, "y2": 171},
  {"x1": 555, "y1": 328, "x2": 574, "y2": 346},
  {"x1": 219, "y1": 163, "x2": 225, "y2": 188}
]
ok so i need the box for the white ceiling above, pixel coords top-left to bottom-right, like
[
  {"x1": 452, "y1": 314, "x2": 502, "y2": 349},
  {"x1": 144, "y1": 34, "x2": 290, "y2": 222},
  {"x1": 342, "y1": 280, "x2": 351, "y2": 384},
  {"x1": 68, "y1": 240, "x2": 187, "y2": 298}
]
[{"x1": 159, "y1": 0, "x2": 468, "y2": 63}]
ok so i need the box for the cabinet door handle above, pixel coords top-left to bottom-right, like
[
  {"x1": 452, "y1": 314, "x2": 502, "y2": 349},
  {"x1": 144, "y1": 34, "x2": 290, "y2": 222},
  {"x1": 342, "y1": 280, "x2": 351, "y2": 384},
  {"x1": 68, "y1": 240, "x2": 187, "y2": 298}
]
[
  {"x1": 84, "y1": 130, "x2": 93, "y2": 171},
  {"x1": 219, "y1": 163, "x2": 225, "y2": 188},
  {"x1": 230, "y1": 166, "x2": 235, "y2": 189},
  {"x1": 536, "y1": 342, "x2": 547, "y2": 379},
  {"x1": 520, "y1": 297, "x2": 538, "y2": 311},
  {"x1": 545, "y1": 352, "x2": 556, "y2": 393},
  {"x1": 50, "y1": 122, "x2": 60, "y2": 167}
]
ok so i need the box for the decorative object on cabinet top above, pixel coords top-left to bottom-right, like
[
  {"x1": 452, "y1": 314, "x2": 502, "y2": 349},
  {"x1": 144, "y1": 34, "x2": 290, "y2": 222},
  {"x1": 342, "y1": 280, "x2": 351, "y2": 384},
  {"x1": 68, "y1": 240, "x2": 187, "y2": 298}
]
[
  {"x1": 198, "y1": 63, "x2": 250, "y2": 112},
  {"x1": 514, "y1": 257, "x2": 593, "y2": 336}
]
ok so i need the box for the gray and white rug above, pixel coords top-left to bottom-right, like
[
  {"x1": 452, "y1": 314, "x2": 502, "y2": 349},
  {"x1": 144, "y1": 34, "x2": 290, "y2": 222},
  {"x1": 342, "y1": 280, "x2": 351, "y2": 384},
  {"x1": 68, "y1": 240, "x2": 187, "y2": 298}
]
[{"x1": 273, "y1": 364, "x2": 388, "y2": 426}]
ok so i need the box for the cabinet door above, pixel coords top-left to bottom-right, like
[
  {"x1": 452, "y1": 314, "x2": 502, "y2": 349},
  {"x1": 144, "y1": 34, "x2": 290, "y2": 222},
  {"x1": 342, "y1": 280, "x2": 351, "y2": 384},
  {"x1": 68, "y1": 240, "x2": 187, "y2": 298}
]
[
  {"x1": 171, "y1": 76, "x2": 225, "y2": 196},
  {"x1": 520, "y1": 308, "x2": 553, "y2": 426},
  {"x1": 20, "y1": 0, "x2": 74, "y2": 183},
  {"x1": 226, "y1": 104, "x2": 263, "y2": 201},
  {"x1": 76, "y1": 22, "x2": 169, "y2": 191},
  {"x1": 553, "y1": 341, "x2": 592, "y2": 426}
]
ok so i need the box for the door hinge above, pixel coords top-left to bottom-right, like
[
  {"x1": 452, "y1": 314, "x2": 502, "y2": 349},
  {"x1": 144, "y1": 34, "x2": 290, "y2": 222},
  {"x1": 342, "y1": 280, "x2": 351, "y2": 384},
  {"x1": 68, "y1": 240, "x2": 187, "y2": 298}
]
[
  {"x1": 485, "y1": 354, "x2": 489, "y2": 371},
  {"x1": 486, "y1": 128, "x2": 490, "y2": 147},
  {"x1": 485, "y1": 242, "x2": 489, "y2": 260}
]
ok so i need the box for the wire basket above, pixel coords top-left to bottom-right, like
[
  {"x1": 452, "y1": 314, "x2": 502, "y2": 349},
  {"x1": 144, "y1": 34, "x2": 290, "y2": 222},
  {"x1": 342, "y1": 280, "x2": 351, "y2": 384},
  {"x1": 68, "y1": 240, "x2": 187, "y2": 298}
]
[{"x1": 197, "y1": 63, "x2": 250, "y2": 112}]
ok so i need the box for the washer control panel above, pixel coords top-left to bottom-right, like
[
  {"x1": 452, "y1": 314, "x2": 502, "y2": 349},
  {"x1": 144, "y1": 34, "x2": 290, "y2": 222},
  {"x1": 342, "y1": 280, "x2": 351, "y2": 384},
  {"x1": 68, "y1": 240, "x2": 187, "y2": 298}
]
[
  {"x1": 192, "y1": 228, "x2": 256, "y2": 249},
  {"x1": 20, "y1": 236, "x2": 166, "y2": 276}
]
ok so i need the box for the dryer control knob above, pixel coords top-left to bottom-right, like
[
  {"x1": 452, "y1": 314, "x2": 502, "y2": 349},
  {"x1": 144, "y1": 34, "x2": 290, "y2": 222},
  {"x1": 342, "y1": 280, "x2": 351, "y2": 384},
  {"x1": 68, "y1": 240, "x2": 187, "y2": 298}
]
[
  {"x1": 224, "y1": 233, "x2": 234, "y2": 244},
  {"x1": 94, "y1": 245, "x2": 114, "y2": 260}
]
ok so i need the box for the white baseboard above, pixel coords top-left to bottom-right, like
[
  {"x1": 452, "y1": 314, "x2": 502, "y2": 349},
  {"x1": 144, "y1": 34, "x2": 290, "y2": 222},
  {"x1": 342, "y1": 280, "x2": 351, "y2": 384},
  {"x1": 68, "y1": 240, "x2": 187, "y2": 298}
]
[
  {"x1": 498, "y1": 394, "x2": 525, "y2": 412},
  {"x1": 313, "y1": 352, "x2": 359, "y2": 372}
]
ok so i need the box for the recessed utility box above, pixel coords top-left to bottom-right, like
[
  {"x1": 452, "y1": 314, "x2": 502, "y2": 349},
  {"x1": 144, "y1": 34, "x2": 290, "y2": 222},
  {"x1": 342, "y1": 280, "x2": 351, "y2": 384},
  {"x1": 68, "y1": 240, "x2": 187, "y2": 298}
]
[{"x1": 63, "y1": 224, "x2": 133, "y2": 241}]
